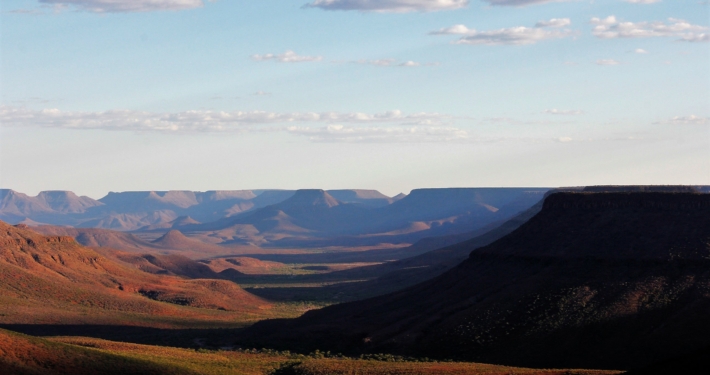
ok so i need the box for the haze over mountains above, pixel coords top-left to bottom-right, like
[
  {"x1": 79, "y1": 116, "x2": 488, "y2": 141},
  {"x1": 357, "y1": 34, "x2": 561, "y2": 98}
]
[
  {"x1": 238, "y1": 191, "x2": 710, "y2": 370},
  {"x1": 1, "y1": 188, "x2": 549, "y2": 248}
]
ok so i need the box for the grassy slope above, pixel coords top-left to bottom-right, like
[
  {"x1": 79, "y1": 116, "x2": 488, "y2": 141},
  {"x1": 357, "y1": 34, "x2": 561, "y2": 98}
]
[
  {"x1": 279, "y1": 359, "x2": 621, "y2": 375},
  {"x1": 0, "y1": 328, "x2": 625, "y2": 375},
  {"x1": 0, "y1": 329, "x2": 194, "y2": 375}
]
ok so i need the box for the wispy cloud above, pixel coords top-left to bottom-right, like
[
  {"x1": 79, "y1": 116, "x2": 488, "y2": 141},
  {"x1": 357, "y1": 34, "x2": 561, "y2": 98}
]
[
  {"x1": 37, "y1": 0, "x2": 205, "y2": 13},
  {"x1": 633, "y1": 48, "x2": 649, "y2": 54},
  {"x1": 252, "y1": 50, "x2": 323, "y2": 63},
  {"x1": 623, "y1": 0, "x2": 661, "y2": 3},
  {"x1": 0, "y1": 106, "x2": 452, "y2": 133},
  {"x1": 286, "y1": 124, "x2": 469, "y2": 143},
  {"x1": 431, "y1": 18, "x2": 574, "y2": 45},
  {"x1": 483, "y1": 0, "x2": 573, "y2": 6},
  {"x1": 657, "y1": 115, "x2": 710, "y2": 125},
  {"x1": 303, "y1": 0, "x2": 468, "y2": 13},
  {"x1": 351, "y1": 59, "x2": 438, "y2": 67},
  {"x1": 591, "y1": 16, "x2": 709, "y2": 42},
  {"x1": 534, "y1": 18, "x2": 572, "y2": 28},
  {"x1": 545, "y1": 109, "x2": 584, "y2": 115},
  {"x1": 596, "y1": 59, "x2": 621, "y2": 65}
]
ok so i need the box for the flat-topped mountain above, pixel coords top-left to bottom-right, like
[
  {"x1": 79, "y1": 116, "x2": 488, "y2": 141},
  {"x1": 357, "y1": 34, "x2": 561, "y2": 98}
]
[
  {"x1": 2, "y1": 187, "x2": 549, "y2": 248},
  {"x1": 278, "y1": 189, "x2": 341, "y2": 209},
  {"x1": 0, "y1": 189, "x2": 102, "y2": 217},
  {"x1": 194, "y1": 188, "x2": 549, "y2": 247},
  {"x1": 237, "y1": 192, "x2": 710, "y2": 370},
  {"x1": 327, "y1": 189, "x2": 394, "y2": 207}
]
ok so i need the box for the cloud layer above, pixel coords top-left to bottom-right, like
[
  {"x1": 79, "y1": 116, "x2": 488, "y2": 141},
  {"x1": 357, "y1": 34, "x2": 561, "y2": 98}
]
[
  {"x1": 252, "y1": 50, "x2": 323, "y2": 63},
  {"x1": 0, "y1": 106, "x2": 451, "y2": 133},
  {"x1": 591, "y1": 16, "x2": 709, "y2": 42},
  {"x1": 545, "y1": 109, "x2": 584, "y2": 115},
  {"x1": 660, "y1": 115, "x2": 710, "y2": 125},
  {"x1": 304, "y1": 0, "x2": 468, "y2": 13},
  {"x1": 431, "y1": 18, "x2": 574, "y2": 45},
  {"x1": 38, "y1": 0, "x2": 204, "y2": 13},
  {"x1": 286, "y1": 124, "x2": 468, "y2": 142}
]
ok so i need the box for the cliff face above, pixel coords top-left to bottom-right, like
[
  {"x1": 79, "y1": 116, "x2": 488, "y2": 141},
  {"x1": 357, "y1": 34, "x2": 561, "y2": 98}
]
[
  {"x1": 476, "y1": 192, "x2": 710, "y2": 260},
  {"x1": 236, "y1": 192, "x2": 710, "y2": 370}
]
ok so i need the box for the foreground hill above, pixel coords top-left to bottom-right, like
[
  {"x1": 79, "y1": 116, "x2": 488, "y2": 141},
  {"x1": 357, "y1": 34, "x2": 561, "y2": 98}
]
[
  {"x1": 237, "y1": 192, "x2": 710, "y2": 370},
  {"x1": 0, "y1": 329, "x2": 619, "y2": 375},
  {"x1": 0, "y1": 222, "x2": 272, "y2": 326}
]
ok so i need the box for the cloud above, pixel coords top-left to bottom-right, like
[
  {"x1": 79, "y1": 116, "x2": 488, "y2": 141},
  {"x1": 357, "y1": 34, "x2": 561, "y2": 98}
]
[
  {"x1": 545, "y1": 109, "x2": 584, "y2": 115},
  {"x1": 431, "y1": 18, "x2": 574, "y2": 45},
  {"x1": 37, "y1": 0, "x2": 205, "y2": 13},
  {"x1": 591, "y1": 16, "x2": 709, "y2": 42},
  {"x1": 623, "y1": 0, "x2": 661, "y2": 3},
  {"x1": 557, "y1": 136, "x2": 573, "y2": 142},
  {"x1": 286, "y1": 124, "x2": 469, "y2": 143},
  {"x1": 634, "y1": 48, "x2": 649, "y2": 53},
  {"x1": 483, "y1": 0, "x2": 572, "y2": 6},
  {"x1": 596, "y1": 59, "x2": 620, "y2": 65},
  {"x1": 252, "y1": 50, "x2": 323, "y2": 63},
  {"x1": 0, "y1": 106, "x2": 452, "y2": 133},
  {"x1": 658, "y1": 115, "x2": 710, "y2": 125},
  {"x1": 351, "y1": 59, "x2": 436, "y2": 67},
  {"x1": 534, "y1": 18, "x2": 571, "y2": 28},
  {"x1": 303, "y1": 0, "x2": 468, "y2": 13}
]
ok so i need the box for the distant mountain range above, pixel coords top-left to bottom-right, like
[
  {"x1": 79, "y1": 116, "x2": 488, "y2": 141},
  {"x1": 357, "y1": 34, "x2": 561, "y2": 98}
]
[
  {"x1": 237, "y1": 191, "x2": 710, "y2": 371},
  {"x1": 1, "y1": 188, "x2": 550, "y2": 248}
]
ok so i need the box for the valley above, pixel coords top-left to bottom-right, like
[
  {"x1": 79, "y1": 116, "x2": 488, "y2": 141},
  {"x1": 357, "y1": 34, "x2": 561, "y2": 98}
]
[{"x1": 1, "y1": 186, "x2": 708, "y2": 374}]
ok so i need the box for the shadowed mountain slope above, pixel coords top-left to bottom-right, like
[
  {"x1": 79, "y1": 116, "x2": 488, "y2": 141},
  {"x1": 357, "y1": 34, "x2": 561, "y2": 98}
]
[{"x1": 237, "y1": 192, "x2": 710, "y2": 371}]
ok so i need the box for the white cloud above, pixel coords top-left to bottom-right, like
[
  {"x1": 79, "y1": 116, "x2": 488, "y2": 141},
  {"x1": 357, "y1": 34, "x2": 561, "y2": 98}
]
[
  {"x1": 545, "y1": 109, "x2": 584, "y2": 115},
  {"x1": 38, "y1": 0, "x2": 205, "y2": 13},
  {"x1": 534, "y1": 18, "x2": 571, "y2": 28},
  {"x1": 355, "y1": 58, "x2": 398, "y2": 66},
  {"x1": 252, "y1": 50, "x2": 323, "y2": 63},
  {"x1": 623, "y1": 0, "x2": 661, "y2": 3},
  {"x1": 0, "y1": 106, "x2": 452, "y2": 133},
  {"x1": 352, "y1": 58, "x2": 436, "y2": 67},
  {"x1": 591, "y1": 16, "x2": 709, "y2": 42},
  {"x1": 484, "y1": 0, "x2": 572, "y2": 6},
  {"x1": 303, "y1": 0, "x2": 468, "y2": 12},
  {"x1": 557, "y1": 136, "x2": 573, "y2": 142},
  {"x1": 431, "y1": 18, "x2": 574, "y2": 45},
  {"x1": 286, "y1": 124, "x2": 469, "y2": 143},
  {"x1": 658, "y1": 115, "x2": 710, "y2": 125},
  {"x1": 634, "y1": 48, "x2": 649, "y2": 53},
  {"x1": 596, "y1": 59, "x2": 620, "y2": 65}
]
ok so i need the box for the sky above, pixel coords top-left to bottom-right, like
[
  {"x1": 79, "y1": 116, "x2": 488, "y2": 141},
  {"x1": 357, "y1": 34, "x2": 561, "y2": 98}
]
[{"x1": 0, "y1": 0, "x2": 708, "y2": 199}]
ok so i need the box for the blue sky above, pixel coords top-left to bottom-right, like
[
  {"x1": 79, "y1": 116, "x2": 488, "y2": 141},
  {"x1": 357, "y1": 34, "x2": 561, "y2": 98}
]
[{"x1": 1, "y1": 0, "x2": 708, "y2": 198}]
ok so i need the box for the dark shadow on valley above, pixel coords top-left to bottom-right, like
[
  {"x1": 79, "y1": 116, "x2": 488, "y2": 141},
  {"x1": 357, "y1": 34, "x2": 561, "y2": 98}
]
[{"x1": 0, "y1": 324, "x2": 244, "y2": 349}]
